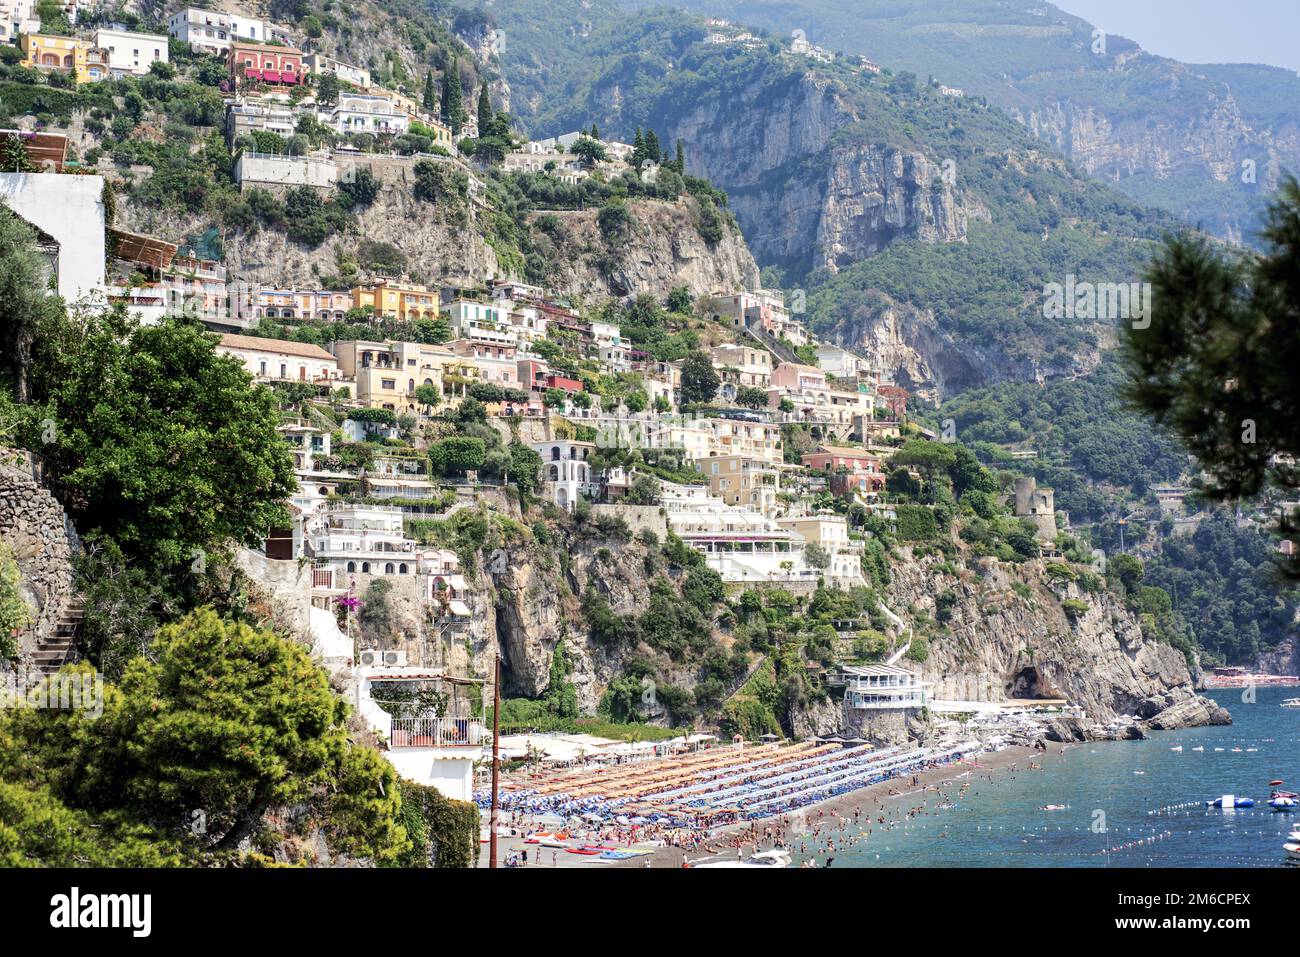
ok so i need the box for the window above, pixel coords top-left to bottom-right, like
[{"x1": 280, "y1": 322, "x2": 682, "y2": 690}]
[
  {"x1": 279, "y1": 363, "x2": 286, "y2": 378},
  {"x1": 382, "y1": 379, "x2": 396, "y2": 390}
]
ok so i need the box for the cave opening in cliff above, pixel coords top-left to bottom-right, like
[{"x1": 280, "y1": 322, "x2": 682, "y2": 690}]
[{"x1": 1006, "y1": 666, "x2": 1061, "y2": 700}]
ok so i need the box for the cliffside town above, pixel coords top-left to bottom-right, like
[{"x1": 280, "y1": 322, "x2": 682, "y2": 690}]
[{"x1": 0, "y1": 1, "x2": 1269, "y2": 868}]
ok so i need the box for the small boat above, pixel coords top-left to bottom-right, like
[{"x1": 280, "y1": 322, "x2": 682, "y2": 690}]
[
  {"x1": 1170, "y1": 746, "x2": 1183, "y2": 752},
  {"x1": 1041, "y1": 804, "x2": 1067, "y2": 811},
  {"x1": 1281, "y1": 698, "x2": 1300, "y2": 709},
  {"x1": 1214, "y1": 747, "x2": 1225, "y2": 752},
  {"x1": 1232, "y1": 747, "x2": 1244, "y2": 753},
  {"x1": 565, "y1": 846, "x2": 602, "y2": 856},
  {"x1": 1286, "y1": 840, "x2": 1300, "y2": 863},
  {"x1": 1192, "y1": 746, "x2": 1204, "y2": 752}
]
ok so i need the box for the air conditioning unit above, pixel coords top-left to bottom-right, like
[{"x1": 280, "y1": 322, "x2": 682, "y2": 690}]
[
  {"x1": 381, "y1": 649, "x2": 407, "y2": 667},
  {"x1": 358, "y1": 649, "x2": 381, "y2": 667}
]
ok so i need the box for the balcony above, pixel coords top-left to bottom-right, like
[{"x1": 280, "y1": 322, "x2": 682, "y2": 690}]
[{"x1": 388, "y1": 717, "x2": 485, "y2": 748}]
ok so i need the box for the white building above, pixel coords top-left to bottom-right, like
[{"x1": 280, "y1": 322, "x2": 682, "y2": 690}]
[
  {"x1": 94, "y1": 28, "x2": 168, "y2": 77},
  {"x1": 663, "y1": 486, "x2": 813, "y2": 583},
  {"x1": 167, "y1": 7, "x2": 293, "y2": 55},
  {"x1": 301, "y1": 52, "x2": 370, "y2": 89},
  {"x1": 533, "y1": 439, "x2": 598, "y2": 511},
  {"x1": 0, "y1": 171, "x2": 106, "y2": 301},
  {"x1": 319, "y1": 92, "x2": 410, "y2": 136},
  {"x1": 311, "y1": 504, "x2": 421, "y2": 577},
  {"x1": 355, "y1": 666, "x2": 485, "y2": 801},
  {"x1": 828, "y1": 665, "x2": 928, "y2": 710},
  {"x1": 441, "y1": 298, "x2": 519, "y2": 349},
  {"x1": 815, "y1": 345, "x2": 869, "y2": 380},
  {"x1": 0, "y1": 0, "x2": 37, "y2": 43},
  {"x1": 216, "y1": 333, "x2": 341, "y2": 384},
  {"x1": 775, "y1": 513, "x2": 865, "y2": 587}
]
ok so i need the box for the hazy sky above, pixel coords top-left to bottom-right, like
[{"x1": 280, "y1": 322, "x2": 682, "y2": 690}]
[{"x1": 1052, "y1": 0, "x2": 1300, "y2": 73}]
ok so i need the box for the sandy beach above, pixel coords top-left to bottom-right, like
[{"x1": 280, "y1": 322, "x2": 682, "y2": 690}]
[{"x1": 476, "y1": 741, "x2": 1070, "y2": 869}]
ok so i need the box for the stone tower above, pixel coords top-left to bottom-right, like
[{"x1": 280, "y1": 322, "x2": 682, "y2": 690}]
[{"x1": 1013, "y1": 476, "x2": 1057, "y2": 541}]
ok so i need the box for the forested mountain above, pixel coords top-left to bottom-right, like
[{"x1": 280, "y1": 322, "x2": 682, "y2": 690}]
[
  {"x1": 474, "y1": 0, "x2": 1300, "y2": 665},
  {"x1": 480, "y1": 2, "x2": 1173, "y2": 398},
  {"x1": 616, "y1": 0, "x2": 1300, "y2": 245}
]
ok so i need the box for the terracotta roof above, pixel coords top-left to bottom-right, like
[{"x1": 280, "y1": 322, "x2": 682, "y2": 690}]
[{"x1": 218, "y1": 334, "x2": 336, "y2": 362}]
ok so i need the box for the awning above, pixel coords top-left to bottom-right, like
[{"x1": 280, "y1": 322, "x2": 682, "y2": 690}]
[
  {"x1": 111, "y1": 229, "x2": 178, "y2": 271},
  {"x1": 447, "y1": 600, "x2": 471, "y2": 617}
]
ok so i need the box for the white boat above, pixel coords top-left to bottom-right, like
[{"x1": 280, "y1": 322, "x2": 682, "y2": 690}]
[
  {"x1": 690, "y1": 848, "x2": 791, "y2": 869},
  {"x1": 1282, "y1": 698, "x2": 1300, "y2": 709},
  {"x1": 1170, "y1": 745, "x2": 1183, "y2": 752},
  {"x1": 1192, "y1": 746, "x2": 1204, "y2": 752},
  {"x1": 1286, "y1": 842, "x2": 1300, "y2": 863}
]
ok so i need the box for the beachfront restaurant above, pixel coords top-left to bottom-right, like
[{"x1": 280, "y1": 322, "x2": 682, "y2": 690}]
[{"x1": 828, "y1": 664, "x2": 928, "y2": 710}]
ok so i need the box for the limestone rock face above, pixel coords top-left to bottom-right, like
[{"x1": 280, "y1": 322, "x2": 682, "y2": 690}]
[
  {"x1": 1254, "y1": 634, "x2": 1300, "y2": 678},
  {"x1": 118, "y1": 185, "x2": 757, "y2": 304},
  {"x1": 0, "y1": 452, "x2": 79, "y2": 665},
  {"x1": 668, "y1": 72, "x2": 977, "y2": 273},
  {"x1": 885, "y1": 553, "x2": 1227, "y2": 732},
  {"x1": 529, "y1": 197, "x2": 761, "y2": 301},
  {"x1": 118, "y1": 185, "x2": 504, "y2": 293},
  {"x1": 788, "y1": 695, "x2": 840, "y2": 739},
  {"x1": 814, "y1": 146, "x2": 970, "y2": 271},
  {"x1": 1143, "y1": 695, "x2": 1233, "y2": 731}
]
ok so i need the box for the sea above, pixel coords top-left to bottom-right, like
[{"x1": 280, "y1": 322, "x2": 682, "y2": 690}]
[{"x1": 796, "y1": 686, "x2": 1300, "y2": 868}]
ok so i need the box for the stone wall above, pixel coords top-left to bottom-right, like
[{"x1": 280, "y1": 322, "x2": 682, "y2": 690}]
[
  {"x1": 0, "y1": 451, "x2": 79, "y2": 660},
  {"x1": 589, "y1": 503, "x2": 667, "y2": 538}
]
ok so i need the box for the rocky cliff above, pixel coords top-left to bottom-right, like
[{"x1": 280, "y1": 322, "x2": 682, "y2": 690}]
[
  {"x1": 119, "y1": 180, "x2": 503, "y2": 293},
  {"x1": 118, "y1": 180, "x2": 757, "y2": 303},
  {"x1": 814, "y1": 287, "x2": 1102, "y2": 403},
  {"x1": 886, "y1": 553, "x2": 1230, "y2": 733},
  {"x1": 662, "y1": 72, "x2": 976, "y2": 272},
  {"x1": 530, "y1": 197, "x2": 760, "y2": 300}
]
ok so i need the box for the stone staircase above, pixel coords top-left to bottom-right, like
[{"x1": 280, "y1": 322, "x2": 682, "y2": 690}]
[
  {"x1": 744, "y1": 324, "x2": 803, "y2": 366},
  {"x1": 29, "y1": 602, "x2": 83, "y2": 677}
]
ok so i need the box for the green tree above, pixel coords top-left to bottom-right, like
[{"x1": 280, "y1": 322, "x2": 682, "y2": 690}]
[
  {"x1": 0, "y1": 612, "x2": 408, "y2": 862},
  {"x1": 0, "y1": 206, "x2": 63, "y2": 403},
  {"x1": 315, "y1": 70, "x2": 340, "y2": 106},
  {"x1": 440, "y1": 56, "x2": 466, "y2": 135},
  {"x1": 624, "y1": 474, "x2": 662, "y2": 506},
  {"x1": 430, "y1": 436, "x2": 486, "y2": 476},
  {"x1": 476, "y1": 79, "x2": 493, "y2": 134},
  {"x1": 0, "y1": 542, "x2": 31, "y2": 659},
  {"x1": 572, "y1": 136, "x2": 608, "y2": 168},
  {"x1": 1109, "y1": 553, "x2": 1145, "y2": 594},
  {"x1": 338, "y1": 166, "x2": 381, "y2": 208},
  {"x1": 1123, "y1": 177, "x2": 1300, "y2": 574},
  {"x1": 28, "y1": 315, "x2": 295, "y2": 574},
  {"x1": 735, "y1": 386, "x2": 769, "y2": 409},
  {"x1": 422, "y1": 71, "x2": 436, "y2": 112},
  {"x1": 680, "y1": 351, "x2": 720, "y2": 406}
]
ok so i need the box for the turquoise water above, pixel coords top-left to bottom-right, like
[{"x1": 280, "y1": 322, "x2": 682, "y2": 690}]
[{"x1": 798, "y1": 687, "x2": 1300, "y2": 868}]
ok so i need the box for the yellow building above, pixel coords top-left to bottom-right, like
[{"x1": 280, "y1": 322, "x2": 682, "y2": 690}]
[
  {"x1": 351, "y1": 279, "x2": 441, "y2": 320},
  {"x1": 701, "y1": 454, "x2": 780, "y2": 514},
  {"x1": 330, "y1": 339, "x2": 456, "y2": 413},
  {"x1": 21, "y1": 33, "x2": 108, "y2": 83}
]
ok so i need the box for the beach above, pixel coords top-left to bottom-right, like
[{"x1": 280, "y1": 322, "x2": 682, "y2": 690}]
[{"x1": 477, "y1": 741, "x2": 1068, "y2": 869}]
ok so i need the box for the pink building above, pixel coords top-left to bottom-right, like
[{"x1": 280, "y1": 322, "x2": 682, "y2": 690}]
[
  {"x1": 771, "y1": 362, "x2": 828, "y2": 392},
  {"x1": 229, "y1": 41, "x2": 306, "y2": 85}
]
